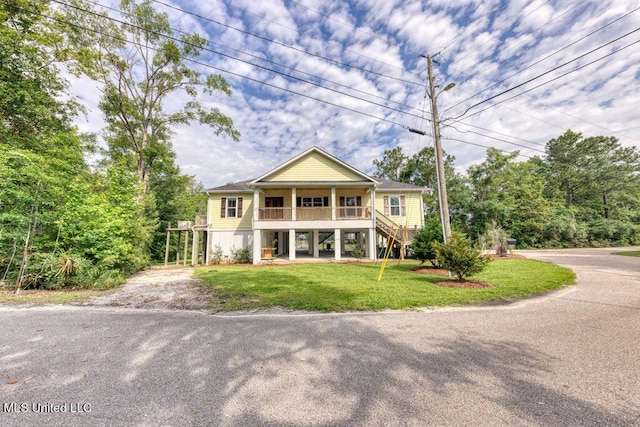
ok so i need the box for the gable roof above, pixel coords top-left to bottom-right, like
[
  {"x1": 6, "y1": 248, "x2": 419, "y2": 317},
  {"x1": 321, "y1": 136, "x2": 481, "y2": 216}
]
[
  {"x1": 251, "y1": 146, "x2": 378, "y2": 185},
  {"x1": 205, "y1": 179, "x2": 253, "y2": 193}
]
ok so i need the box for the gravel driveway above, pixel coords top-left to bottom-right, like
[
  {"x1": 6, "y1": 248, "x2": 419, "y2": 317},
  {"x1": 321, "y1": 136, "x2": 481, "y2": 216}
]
[{"x1": 79, "y1": 267, "x2": 211, "y2": 311}]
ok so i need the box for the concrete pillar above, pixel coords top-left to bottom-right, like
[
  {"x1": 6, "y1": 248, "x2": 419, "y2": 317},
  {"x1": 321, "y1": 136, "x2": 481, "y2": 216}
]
[
  {"x1": 289, "y1": 229, "x2": 296, "y2": 261},
  {"x1": 313, "y1": 230, "x2": 319, "y2": 258},
  {"x1": 191, "y1": 230, "x2": 199, "y2": 265},
  {"x1": 368, "y1": 228, "x2": 376, "y2": 261},
  {"x1": 253, "y1": 229, "x2": 262, "y2": 265},
  {"x1": 334, "y1": 228, "x2": 341, "y2": 261}
]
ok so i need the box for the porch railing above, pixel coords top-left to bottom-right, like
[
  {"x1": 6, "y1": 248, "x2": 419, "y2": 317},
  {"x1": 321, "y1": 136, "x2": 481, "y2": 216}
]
[
  {"x1": 257, "y1": 207, "x2": 372, "y2": 221},
  {"x1": 337, "y1": 207, "x2": 371, "y2": 219},
  {"x1": 258, "y1": 208, "x2": 292, "y2": 220}
]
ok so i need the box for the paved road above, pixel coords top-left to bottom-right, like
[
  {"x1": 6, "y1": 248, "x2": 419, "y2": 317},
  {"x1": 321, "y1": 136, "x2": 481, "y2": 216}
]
[{"x1": 1, "y1": 248, "x2": 639, "y2": 426}]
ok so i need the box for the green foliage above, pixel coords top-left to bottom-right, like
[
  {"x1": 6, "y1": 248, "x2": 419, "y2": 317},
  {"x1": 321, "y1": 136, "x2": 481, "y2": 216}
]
[
  {"x1": 479, "y1": 221, "x2": 508, "y2": 256},
  {"x1": 230, "y1": 247, "x2": 252, "y2": 264},
  {"x1": 433, "y1": 232, "x2": 491, "y2": 281},
  {"x1": 210, "y1": 244, "x2": 224, "y2": 265},
  {"x1": 350, "y1": 244, "x2": 365, "y2": 261},
  {"x1": 409, "y1": 215, "x2": 443, "y2": 266},
  {"x1": 21, "y1": 252, "x2": 123, "y2": 290}
]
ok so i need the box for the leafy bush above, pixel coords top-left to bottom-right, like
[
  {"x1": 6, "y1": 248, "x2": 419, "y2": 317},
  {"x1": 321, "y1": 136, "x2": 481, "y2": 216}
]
[
  {"x1": 350, "y1": 245, "x2": 365, "y2": 261},
  {"x1": 479, "y1": 221, "x2": 508, "y2": 256},
  {"x1": 210, "y1": 244, "x2": 224, "y2": 265},
  {"x1": 230, "y1": 247, "x2": 252, "y2": 264},
  {"x1": 21, "y1": 252, "x2": 123, "y2": 290},
  {"x1": 409, "y1": 216, "x2": 443, "y2": 266},
  {"x1": 433, "y1": 232, "x2": 491, "y2": 281}
]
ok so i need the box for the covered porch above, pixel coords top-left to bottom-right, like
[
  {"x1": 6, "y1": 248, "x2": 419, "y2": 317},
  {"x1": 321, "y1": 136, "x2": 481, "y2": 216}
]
[{"x1": 252, "y1": 228, "x2": 377, "y2": 264}]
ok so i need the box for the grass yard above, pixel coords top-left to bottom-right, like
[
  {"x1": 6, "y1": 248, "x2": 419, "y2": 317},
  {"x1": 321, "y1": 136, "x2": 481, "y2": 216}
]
[
  {"x1": 612, "y1": 251, "x2": 640, "y2": 257},
  {"x1": 194, "y1": 258, "x2": 575, "y2": 312},
  {"x1": 0, "y1": 289, "x2": 115, "y2": 305}
]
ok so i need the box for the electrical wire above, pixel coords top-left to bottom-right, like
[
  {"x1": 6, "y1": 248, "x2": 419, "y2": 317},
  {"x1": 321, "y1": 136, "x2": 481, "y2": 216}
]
[
  {"x1": 55, "y1": 0, "x2": 429, "y2": 122},
  {"x1": 443, "y1": 137, "x2": 534, "y2": 159},
  {"x1": 33, "y1": 3, "x2": 425, "y2": 134},
  {"x1": 82, "y1": 0, "x2": 423, "y2": 114},
  {"x1": 448, "y1": 37, "x2": 640, "y2": 124},
  {"x1": 149, "y1": 0, "x2": 424, "y2": 87},
  {"x1": 445, "y1": 28, "x2": 640, "y2": 122},
  {"x1": 444, "y1": 5, "x2": 640, "y2": 113},
  {"x1": 447, "y1": 125, "x2": 547, "y2": 153}
]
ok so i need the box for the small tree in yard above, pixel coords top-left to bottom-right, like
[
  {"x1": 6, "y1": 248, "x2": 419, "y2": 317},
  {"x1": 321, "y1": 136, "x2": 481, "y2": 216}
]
[
  {"x1": 433, "y1": 232, "x2": 491, "y2": 281},
  {"x1": 409, "y1": 216, "x2": 443, "y2": 266}
]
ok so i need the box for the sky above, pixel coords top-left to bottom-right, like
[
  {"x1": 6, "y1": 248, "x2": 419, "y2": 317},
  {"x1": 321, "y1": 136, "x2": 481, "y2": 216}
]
[{"x1": 66, "y1": 0, "x2": 640, "y2": 189}]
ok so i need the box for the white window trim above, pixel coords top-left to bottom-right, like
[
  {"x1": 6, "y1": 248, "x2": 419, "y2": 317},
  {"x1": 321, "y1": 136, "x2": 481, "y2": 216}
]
[
  {"x1": 226, "y1": 197, "x2": 238, "y2": 218},
  {"x1": 389, "y1": 195, "x2": 401, "y2": 216}
]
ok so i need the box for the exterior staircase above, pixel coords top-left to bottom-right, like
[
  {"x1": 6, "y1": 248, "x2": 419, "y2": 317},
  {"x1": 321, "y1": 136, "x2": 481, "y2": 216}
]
[{"x1": 375, "y1": 211, "x2": 418, "y2": 258}]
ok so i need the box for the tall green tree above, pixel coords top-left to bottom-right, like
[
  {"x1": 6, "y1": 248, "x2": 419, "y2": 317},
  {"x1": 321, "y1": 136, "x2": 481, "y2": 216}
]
[{"x1": 62, "y1": 0, "x2": 240, "y2": 194}]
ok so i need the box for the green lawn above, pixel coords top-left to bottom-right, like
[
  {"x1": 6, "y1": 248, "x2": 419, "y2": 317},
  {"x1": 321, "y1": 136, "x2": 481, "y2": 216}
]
[
  {"x1": 612, "y1": 251, "x2": 640, "y2": 257},
  {"x1": 194, "y1": 259, "x2": 575, "y2": 312}
]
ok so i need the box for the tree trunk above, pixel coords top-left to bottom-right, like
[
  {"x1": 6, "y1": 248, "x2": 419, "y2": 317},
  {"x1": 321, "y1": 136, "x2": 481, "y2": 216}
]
[{"x1": 603, "y1": 191, "x2": 609, "y2": 219}]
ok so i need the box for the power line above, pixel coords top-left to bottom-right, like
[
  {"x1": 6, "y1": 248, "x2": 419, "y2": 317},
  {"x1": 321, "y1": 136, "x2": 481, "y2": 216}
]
[
  {"x1": 447, "y1": 125, "x2": 546, "y2": 153},
  {"x1": 56, "y1": 0, "x2": 429, "y2": 123},
  {"x1": 444, "y1": 27, "x2": 640, "y2": 122},
  {"x1": 453, "y1": 0, "x2": 582, "y2": 72},
  {"x1": 35, "y1": 3, "x2": 422, "y2": 134},
  {"x1": 448, "y1": 37, "x2": 640, "y2": 124},
  {"x1": 220, "y1": 0, "x2": 422, "y2": 80},
  {"x1": 149, "y1": 0, "x2": 424, "y2": 87},
  {"x1": 447, "y1": 121, "x2": 547, "y2": 147},
  {"x1": 444, "y1": 5, "x2": 640, "y2": 113},
  {"x1": 443, "y1": 137, "x2": 533, "y2": 159},
  {"x1": 83, "y1": 0, "x2": 423, "y2": 115}
]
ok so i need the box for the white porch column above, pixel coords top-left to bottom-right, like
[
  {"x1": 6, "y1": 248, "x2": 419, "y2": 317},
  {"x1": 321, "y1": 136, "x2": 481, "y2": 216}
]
[
  {"x1": 289, "y1": 229, "x2": 296, "y2": 261},
  {"x1": 291, "y1": 187, "x2": 297, "y2": 221},
  {"x1": 331, "y1": 187, "x2": 336, "y2": 220},
  {"x1": 253, "y1": 229, "x2": 262, "y2": 265},
  {"x1": 253, "y1": 188, "x2": 260, "y2": 222},
  {"x1": 368, "y1": 228, "x2": 376, "y2": 261},
  {"x1": 277, "y1": 231, "x2": 284, "y2": 255},
  {"x1": 307, "y1": 232, "x2": 313, "y2": 255},
  {"x1": 334, "y1": 228, "x2": 341, "y2": 261},
  {"x1": 313, "y1": 230, "x2": 319, "y2": 258}
]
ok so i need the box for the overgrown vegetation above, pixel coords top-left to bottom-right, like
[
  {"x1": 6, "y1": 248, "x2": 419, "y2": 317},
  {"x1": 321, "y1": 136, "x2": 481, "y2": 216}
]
[{"x1": 0, "y1": 0, "x2": 235, "y2": 290}]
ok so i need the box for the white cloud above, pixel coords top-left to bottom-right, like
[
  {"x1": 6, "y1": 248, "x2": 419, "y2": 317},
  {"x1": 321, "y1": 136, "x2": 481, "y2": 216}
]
[{"x1": 65, "y1": 0, "x2": 640, "y2": 189}]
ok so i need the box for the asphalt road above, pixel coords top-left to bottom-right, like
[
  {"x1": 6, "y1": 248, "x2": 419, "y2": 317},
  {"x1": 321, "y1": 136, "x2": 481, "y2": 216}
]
[{"x1": 1, "y1": 248, "x2": 639, "y2": 426}]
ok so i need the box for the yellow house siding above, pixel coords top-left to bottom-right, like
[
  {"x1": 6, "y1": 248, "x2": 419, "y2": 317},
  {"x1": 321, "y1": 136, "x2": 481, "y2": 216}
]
[
  {"x1": 375, "y1": 191, "x2": 423, "y2": 227},
  {"x1": 264, "y1": 151, "x2": 364, "y2": 182},
  {"x1": 208, "y1": 194, "x2": 253, "y2": 229}
]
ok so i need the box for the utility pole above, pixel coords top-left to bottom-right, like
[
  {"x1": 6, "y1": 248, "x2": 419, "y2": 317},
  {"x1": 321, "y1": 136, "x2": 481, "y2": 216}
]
[{"x1": 424, "y1": 54, "x2": 452, "y2": 243}]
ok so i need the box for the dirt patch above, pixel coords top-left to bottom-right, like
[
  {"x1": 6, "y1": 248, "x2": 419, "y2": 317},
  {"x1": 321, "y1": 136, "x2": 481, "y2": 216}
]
[
  {"x1": 411, "y1": 266, "x2": 450, "y2": 276},
  {"x1": 489, "y1": 253, "x2": 526, "y2": 259},
  {"x1": 434, "y1": 279, "x2": 494, "y2": 289},
  {"x1": 78, "y1": 267, "x2": 212, "y2": 311}
]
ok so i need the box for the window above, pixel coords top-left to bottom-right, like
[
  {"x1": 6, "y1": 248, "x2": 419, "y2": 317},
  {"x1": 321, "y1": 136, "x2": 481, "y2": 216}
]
[
  {"x1": 297, "y1": 196, "x2": 329, "y2": 207},
  {"x1": 384, "y1": 195, "x2": 405, "y2": 216},
  {"x1": 389, "y1": 196, "x2": 400, "y2": 216},
  {"x1": 220, "y1": 197, "x2": 243, "y2": 218}
]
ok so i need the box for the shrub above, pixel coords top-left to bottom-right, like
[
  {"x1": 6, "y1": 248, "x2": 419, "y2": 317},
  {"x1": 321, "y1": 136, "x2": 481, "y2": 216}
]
[
  {"x1": 230, "y1": 247, "x2": 252, "y2": 264},
  {"x1": 433, "y1": 232, "x2": 491, "y2": 281},
  {"x1": 409, "y1": 216, "x2": 443, "y2": 266},
  {"x1": 210, "y1": 244, "x2": 224, "y2": 265},
  {"x1": 350, "y1": 245, "x2": 365, "y2": 261},
  {"x1": 479, "y1": 221, "x2": 508, "y2": 256}
]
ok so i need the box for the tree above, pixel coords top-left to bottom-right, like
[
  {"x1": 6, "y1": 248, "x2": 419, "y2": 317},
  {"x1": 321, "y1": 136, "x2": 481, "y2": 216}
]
[
  {"x1": 62, "y1": 0, "x2": 240, "y2": 194},
  {"x1": 409, "y1": 215, "x2": 442, "y2": 266},
  {"x1": 372, "y1": 147, "x2": 406, "y2": 181},
  {"x1": 433, "y1": 232, "x2": 491, "y2": 281}
]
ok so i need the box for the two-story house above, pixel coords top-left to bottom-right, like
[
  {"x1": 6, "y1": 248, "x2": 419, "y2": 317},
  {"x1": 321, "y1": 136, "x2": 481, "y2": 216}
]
[{"x1": 204, "y1": 146, "x2": 425, "y2": 265}]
